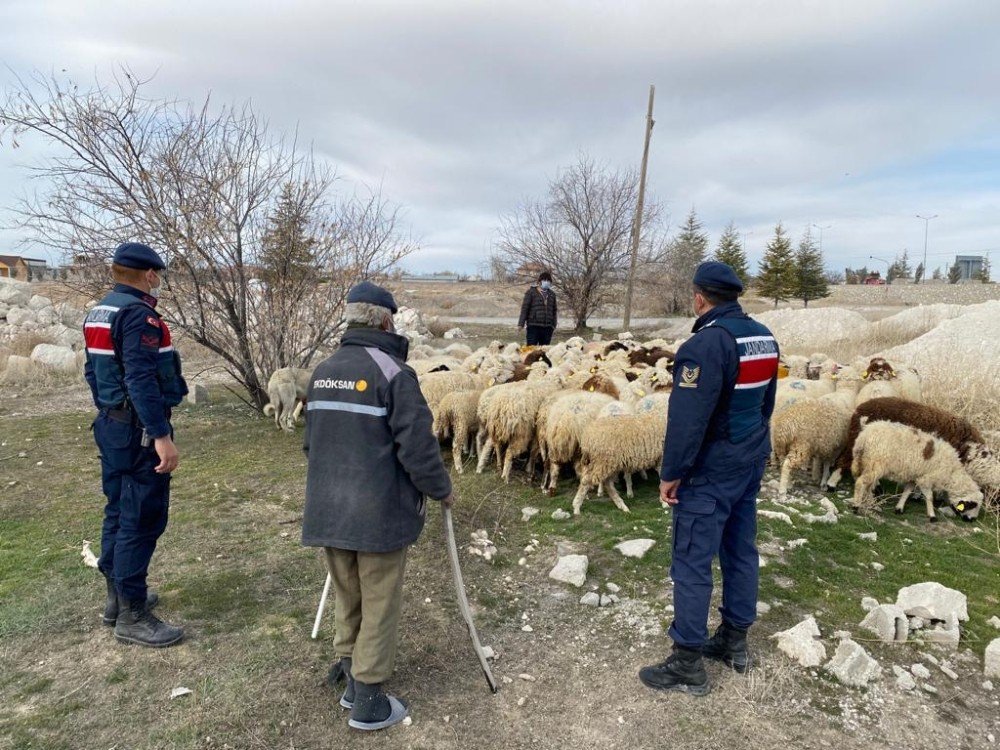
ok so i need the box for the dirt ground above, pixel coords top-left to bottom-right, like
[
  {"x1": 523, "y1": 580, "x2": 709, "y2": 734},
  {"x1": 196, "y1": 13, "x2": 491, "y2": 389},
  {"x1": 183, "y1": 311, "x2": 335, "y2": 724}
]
[{"x1": 1, "y1": 377, "x2": 998, "y2": 750}]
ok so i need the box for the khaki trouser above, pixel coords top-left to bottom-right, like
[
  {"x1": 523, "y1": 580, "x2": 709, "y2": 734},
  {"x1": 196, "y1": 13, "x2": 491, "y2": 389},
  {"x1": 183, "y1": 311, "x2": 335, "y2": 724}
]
[{"x1": 323, "y1": 546, "x2": 408, "y2": 685}]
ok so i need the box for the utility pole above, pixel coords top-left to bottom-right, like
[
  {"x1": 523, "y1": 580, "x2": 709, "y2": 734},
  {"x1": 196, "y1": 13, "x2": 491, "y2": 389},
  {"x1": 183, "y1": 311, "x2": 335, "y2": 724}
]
[
  {"x1": 916, "y1": 214, "x2": 937, "y2": 284},
  {"x1": 811, "y1": 223, "x2": 832, "y2": 254},
  {"x1": 623, "y1": 84, "x2": 655, "y2": 331}
]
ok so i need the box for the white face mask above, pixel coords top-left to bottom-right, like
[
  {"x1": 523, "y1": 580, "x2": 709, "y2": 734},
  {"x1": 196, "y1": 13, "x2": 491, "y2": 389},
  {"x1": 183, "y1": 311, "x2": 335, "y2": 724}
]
[
  {"x1": 148, "y1": 271, "x2": 162, "y2": 298},
  {"x1": 540, "y1": 280, "x2": 552, "y2": 291}
]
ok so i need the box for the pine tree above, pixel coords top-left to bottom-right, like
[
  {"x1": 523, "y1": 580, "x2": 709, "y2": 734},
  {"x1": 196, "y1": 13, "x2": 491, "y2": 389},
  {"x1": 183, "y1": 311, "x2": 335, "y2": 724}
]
[
  {"x1": 932, "y1": 266, "x2": 943, "y2": 281},
  {"x1": 259, "y1": 183, "x2": 317, "y2": 286},
  {"x1": 913, "y1": 262, "x2": 925, "y2": 284},
  {"x1": 663, "y1": 208, "x2": 710, "y2": 313},
  {"x1": 713, "y1": 221, "x2": 749, "y2": 285},
  {"x1": 977, "y1": 256, "x2": 992, "y2": 283},
  {"x1": 948, "y1": 261, "x2": 962, "y2": 284},
  {"x1": 793, "y1": 228, "x2": 829, "y2": 307},
  {"x1": 756, "y1": 223, "x2": 796, "y2": 307}
]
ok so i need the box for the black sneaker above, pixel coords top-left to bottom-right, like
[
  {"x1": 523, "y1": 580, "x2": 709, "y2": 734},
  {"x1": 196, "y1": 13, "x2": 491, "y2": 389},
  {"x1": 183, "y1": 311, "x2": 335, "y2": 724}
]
[
  {"x1": 113, "y1": 596, "x2": 184, "y2": 648},
  {"x1": 702, "y1": 621, "x2": 751, "y2": 674},
  {"x1": 638, "y1": 646, "x2": 710, "y2": 696}
]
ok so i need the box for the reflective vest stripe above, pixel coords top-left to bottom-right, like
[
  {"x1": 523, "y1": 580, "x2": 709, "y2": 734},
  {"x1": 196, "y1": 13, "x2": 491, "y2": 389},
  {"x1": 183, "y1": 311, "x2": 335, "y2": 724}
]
[{"x1": 307, "y1": 400, "x2": 388, "y2": 417}]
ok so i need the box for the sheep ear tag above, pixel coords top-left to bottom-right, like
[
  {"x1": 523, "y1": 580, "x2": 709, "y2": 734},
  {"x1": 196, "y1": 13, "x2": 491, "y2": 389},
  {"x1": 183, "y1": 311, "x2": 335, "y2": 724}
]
[
  {"x1": 955, "y1": 502, "x2": 966, "y2": 512},
  {"x1": 679, "y1": 365, "x2": 700, "y2": 389}
]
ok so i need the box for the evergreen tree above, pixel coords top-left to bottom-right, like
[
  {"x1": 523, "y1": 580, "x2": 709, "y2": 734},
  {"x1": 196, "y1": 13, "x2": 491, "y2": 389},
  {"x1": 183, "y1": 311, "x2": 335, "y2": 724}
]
[
  {"x1": 663, "y1": 208, "x2": 710, "y2": 313},
  {"x1": 978, "y1": 256, "x2": 992, "y2": 283},
  {"x1": 913, "y1": 262, "x2": 925, "y2": 284},
  {"x1": 713, "y1": 221, "x2": 749, "y2": 285},
  {"x1": 793, "y1": 228, "x2": 829, "y2": 307},
  {"x1": 259, "y1": 182, "x2": 317, "y2": 287},
  {"x1": 756, "y1": 222, "x2": 796, "y2": 307},
  {"x1": 948, "y1": 261, "x2": 962, "y2": 284},
  {"x1": 932, "y1": 266, "x2": 943, "y2": 281}
]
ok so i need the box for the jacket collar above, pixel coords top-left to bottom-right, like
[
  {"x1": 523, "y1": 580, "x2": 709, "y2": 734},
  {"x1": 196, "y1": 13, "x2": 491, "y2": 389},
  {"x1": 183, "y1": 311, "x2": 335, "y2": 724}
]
[
  {"x1": 692, "y1": 300, "x2": 744, "y2": 333},
  {"x1": 341, "y1": 326, "x2": 410, "y2": 361},
  {"x1": 113, "y1": 283, "x2": 159, "y2": 309}
]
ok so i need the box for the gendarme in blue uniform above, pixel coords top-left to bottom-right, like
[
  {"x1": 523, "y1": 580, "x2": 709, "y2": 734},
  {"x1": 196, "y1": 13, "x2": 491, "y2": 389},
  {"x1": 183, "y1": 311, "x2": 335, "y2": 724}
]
[
  {"x1": 660, "y1": 299, "x2": 779, "y2": 649},
  {"x1": 84, "y1": 253, "x2": 187, "y2": 604}
]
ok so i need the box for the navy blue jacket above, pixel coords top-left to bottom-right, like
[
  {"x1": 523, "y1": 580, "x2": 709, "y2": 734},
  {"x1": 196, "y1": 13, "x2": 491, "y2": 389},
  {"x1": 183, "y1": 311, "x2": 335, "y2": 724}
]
[
  {"x1": 83, "y1": 284, "x2": 188, "y2": 438},
  {"x1": 301, "y1": 327, "x2": 453, "y2": 552},
  {"x1": 660, "y1": 302, "x2": 778, "y2": 483}
]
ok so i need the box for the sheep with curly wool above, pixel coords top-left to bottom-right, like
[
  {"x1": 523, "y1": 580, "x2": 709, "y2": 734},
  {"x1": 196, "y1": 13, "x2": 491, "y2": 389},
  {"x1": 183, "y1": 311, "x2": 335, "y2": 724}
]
[
  {"x1": 572, "y1": 409, "x2": 668, "y2": 514},
  {"x1": 770, "y1": 398, "x2": 852, "y2": 496},
  {"x1": 436, "y1": 389, "x2": 484, "y2": 473},
  {"x1": 539, "y1": 391, "x2": 617, "y2": 495},
  {"x1": 477, "y1": 379, "x2": 561, "y2": 481},
  {"x1": 850, "y1": 420, "x2": 983, "y2": 521}
]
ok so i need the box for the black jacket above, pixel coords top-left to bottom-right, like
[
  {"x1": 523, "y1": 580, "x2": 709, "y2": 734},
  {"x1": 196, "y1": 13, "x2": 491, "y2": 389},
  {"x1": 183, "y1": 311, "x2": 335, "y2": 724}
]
[
  {"x1": 301, "y1": 327, "x2": 452, "y2": 552},
  {"x1": 518, "y1": 285, "x2": 558, "y2": 329}
]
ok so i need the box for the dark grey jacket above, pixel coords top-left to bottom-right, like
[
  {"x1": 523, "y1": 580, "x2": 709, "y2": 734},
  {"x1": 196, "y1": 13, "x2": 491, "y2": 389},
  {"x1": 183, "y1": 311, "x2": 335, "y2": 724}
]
[
  {"x1": 301, "y1": 327, "x2": 452, "y2": 552},
  {"x1": 518, "y1": 285, "x2": 557, "y2": 329}
]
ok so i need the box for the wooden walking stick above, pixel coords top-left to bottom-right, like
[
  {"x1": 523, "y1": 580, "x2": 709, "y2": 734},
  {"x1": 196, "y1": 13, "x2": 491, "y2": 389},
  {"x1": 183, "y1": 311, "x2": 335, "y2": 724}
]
[
  {"x1": 311, "y1": 572, "x2": 332, "y2": 640},
  {"x1": 443, "y1": 505, "x2": 498, "y2": 693}
]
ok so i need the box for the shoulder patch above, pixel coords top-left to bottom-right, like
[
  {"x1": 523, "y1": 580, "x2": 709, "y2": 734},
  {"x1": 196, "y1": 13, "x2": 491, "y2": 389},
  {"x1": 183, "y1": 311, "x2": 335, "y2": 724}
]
[
  {"x1": 146, "y1": 315, "x2": 161, "y2": 328},
  {"x1": 678, "y1": 365, "x2": 700, "y2": 388}
]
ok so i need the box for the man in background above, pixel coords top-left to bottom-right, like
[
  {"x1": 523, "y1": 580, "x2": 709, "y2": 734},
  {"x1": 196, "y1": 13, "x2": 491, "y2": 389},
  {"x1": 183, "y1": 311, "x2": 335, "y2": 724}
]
[{"x1": 518, "y1": 270, "x2": 557, "y2": 345}]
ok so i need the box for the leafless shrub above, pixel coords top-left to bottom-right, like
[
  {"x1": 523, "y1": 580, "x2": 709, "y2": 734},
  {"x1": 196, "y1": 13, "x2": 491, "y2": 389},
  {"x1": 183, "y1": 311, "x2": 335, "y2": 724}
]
[
  {"x1": 0, "y1": 69, "x2": 414, "y2": 408},
  {"x1": 426, "y1": 317, "x2": 452, "y2": 338}
]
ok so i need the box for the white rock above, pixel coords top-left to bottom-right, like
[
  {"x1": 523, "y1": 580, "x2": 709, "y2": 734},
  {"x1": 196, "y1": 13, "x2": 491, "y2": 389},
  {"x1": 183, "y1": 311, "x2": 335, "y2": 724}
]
[
  {"x1": 599, "y1": 594, "x2": 613, "y2": 608},
  {"x1": 170, "y1": 687, "x2": 193, "y2": 699},
  {"x1": 580, "y1": 592, "x2": 600, "y2": 608},
  {"x1": 517, "y1": 697, "x2": 526, "y2": 707},
  {"x1": 989, "y1": 616, "x2": 1000, "y2": 630},
  {"x1": 606, "y1": 582, "x2": 620, "y2": 594},
  {"x1": 30, "y1": 343, "x2": 77, "y2": 373},
  {"x1": 551, "y1": 509, "x2": 571, "y2": 521},
  {"x1": 0, "y1": 280, "x2": 31, "y2": 306},
  {"x1": 521, "y1": 624, "x2": 533, "y2": 632},
  {"x1": 909, "y1": 617, "x2": 926, "y2": 630},
  {"x1": 27, "y1": 294, "x2": 53, "y2": 311},
  {"x1": 825, "y1": 639, "x2": 881, "y2": 688},
  {"x1": 521, "y1": 506, "x2": 539, "y2": 522},
  {"x1": 756, "y1": 602, "x2": 772, "y2": 616},
  {"x1": 758, "y1": 510, "x2": 794, "y2": 525},
  {"x1": 402, "y1": 716, "x2": 412, "y2": 726},
  {"x1": 939, "y1": 664, "x2": 959, "y2": 681},
  {"x1": 787, "y1": 538, "x2": 808, "y2": 549},
  {"x1": 923, "y1": 612, "x2": 961, "y2": 650},
  {"x1": 833, "y1": 630, "x2": 852, "y2": 640},
  {"x1": 861, "y1": 597, "x2": 880, "y2": 612},
  {"x1": 518, "y1": 673, "x2": 536, "y2": 682},
  {"x1": 896, "y1": 582, "x2": 968, "y2": 622},
  {"x1": 6, "y1": 307, "x2": 37, "y2": 327},
  {"x1": 983, "y1": 680, "x2": 994, "y2": 691},
  {"x1": 911, "y1": 663, "x2": 932, "y2": 680},
  {"x1": 549, "y1": 555, "x2": 588, "y2": 587},
  {"x1": 442, "y1": 327, "x2": 466, "y2": 340},
  {"x1": 614, "y1": 538, "x2": 656, "y2": 559},
  {"x1": 607, "y1": 594, "x2": 620, "y2": 604},
  {"x1": 985, "y1": 639, "x2": 1000, "y2": 679},
  {"x1": 858, "y1": 532, "x2": 877, "y2": 542},
  {"x1": 871, "y1": 562, "x2": 885, "y2": 572},
  {"x1": 481, "y1": 646, "x2": 496, "y2": 660},
  {"x1": 860, "y1": 603, "x2": 909, "y2": 643},
  {"x1": 772, "y1": 616, "x2": 826, "y2": 667},
  {"x1": 2, "y1": 354, "x2": 36, "y2": 382},
  {"x1": 922, "y1": 683, "x2": 938, "y2": 695},
  {"x1": 893, "y1": 665, "x2": 916, "y2": 691}
]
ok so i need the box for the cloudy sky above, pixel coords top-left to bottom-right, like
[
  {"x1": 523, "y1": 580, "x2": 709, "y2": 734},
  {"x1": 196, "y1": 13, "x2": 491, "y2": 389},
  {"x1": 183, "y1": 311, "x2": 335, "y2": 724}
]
[{"x1": 1, "y1": 0, "x2": 998, "y2": 275}]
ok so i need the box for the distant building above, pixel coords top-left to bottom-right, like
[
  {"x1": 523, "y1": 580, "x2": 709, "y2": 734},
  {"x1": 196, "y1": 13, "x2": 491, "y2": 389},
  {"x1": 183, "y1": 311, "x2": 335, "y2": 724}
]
[
  {"x1": 399, "y1": 272, "x2": 461, "y2": 283},
  {"x1": 0, "y1": 254, "x2": 48, "y2": 281},
  {"x1": 954, "y1": 255, "x2": 984, "y2": 282}
]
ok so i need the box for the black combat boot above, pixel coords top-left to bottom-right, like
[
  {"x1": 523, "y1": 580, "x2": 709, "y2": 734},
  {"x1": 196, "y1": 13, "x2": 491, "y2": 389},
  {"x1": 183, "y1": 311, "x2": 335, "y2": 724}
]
[
  {"x1": 113, "y1": 594, "x2": 184, "y2": 648},
  {"x1": 701, "y1": 621, "x2": 751, "y2": 673},
  {"x1": 102, "y1": 576, "x2": 159, "y2": 626},
  {"x1": 348, "y1": 681, "x2": 409, "y2": 731},
  {"x1": 638, "y1": 646, "x2": 710, "y2": 696},
  {"x1": 326, "y1": 656, "x2": 356, "y2": 709}
]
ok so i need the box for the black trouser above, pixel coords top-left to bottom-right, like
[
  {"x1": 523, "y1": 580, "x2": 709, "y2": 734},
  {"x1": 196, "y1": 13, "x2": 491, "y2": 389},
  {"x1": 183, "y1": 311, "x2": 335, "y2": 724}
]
[{"x1": 525, "y1": 325, "x2": 554, "y2": 346}]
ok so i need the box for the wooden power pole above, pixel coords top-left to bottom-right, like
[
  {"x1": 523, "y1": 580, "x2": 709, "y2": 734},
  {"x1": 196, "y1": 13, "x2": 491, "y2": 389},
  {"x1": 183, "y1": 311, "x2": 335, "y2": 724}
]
[{"x1": 623, "y1": 84, "x2": 655, "y2": 331}]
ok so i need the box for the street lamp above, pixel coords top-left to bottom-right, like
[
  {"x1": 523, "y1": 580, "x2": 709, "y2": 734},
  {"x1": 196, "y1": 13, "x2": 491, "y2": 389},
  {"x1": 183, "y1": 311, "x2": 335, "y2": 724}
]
[
  {"x1": 869, "y1": 255, "x2": 892, "y2": 285},
  {"x1": 916, "y1": 214, "x2": 937, "y2": 283},
  {"x1": 811, "y1": 223, "x2": 832, "y2": 254}
]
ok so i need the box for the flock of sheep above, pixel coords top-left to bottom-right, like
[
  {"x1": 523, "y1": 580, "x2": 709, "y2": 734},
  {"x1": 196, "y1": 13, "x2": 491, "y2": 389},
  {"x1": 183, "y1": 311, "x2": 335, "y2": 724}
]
[
  {"x1": 264, "y1": 330, "x2": 1000, "y2": 521},
  {"x1": 405, "y1": 334, "x2": 1000, "y2": 520}
]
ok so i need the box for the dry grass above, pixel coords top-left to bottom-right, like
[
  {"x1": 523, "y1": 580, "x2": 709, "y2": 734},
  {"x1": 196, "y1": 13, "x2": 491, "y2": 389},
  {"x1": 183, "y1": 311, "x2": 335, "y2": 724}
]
[{"x1": 426, "y1": 316, "x2": 454, "y2": 338}]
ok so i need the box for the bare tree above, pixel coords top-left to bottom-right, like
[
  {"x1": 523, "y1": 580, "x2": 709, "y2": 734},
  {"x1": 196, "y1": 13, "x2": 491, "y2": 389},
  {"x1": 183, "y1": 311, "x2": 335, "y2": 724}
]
[
  {"x1": 0, "y1": 69, "x2": 414, "y2": 407},
  {"x1": 492, "y1": 155, "x2": 662, "y2": 329}
]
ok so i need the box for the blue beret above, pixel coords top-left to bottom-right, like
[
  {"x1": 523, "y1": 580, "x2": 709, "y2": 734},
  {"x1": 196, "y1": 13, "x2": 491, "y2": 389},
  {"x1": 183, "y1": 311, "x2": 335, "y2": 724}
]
[
  {"x1": 346, "y1": 281, "x2": 398, "y2": 314},
  {"x1": 112, "y1": 242, "x2": 166, "y2": 271},
  {"x1": 693, "y1": 261, "x2": 743, "y2": 293}
]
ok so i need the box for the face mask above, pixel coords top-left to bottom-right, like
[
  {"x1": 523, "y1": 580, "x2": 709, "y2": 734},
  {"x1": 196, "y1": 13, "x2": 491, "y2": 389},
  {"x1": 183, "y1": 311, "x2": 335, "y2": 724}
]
[
  {"x1": 148, "y1": 271, "x2": 162, "y2": 298},
  {"x1": 540, "y1": 281, "x2": 551, "y2": 291}
]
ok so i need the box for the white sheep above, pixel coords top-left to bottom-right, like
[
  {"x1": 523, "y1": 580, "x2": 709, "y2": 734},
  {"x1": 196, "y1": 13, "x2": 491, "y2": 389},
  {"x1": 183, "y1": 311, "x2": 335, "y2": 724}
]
[
  {"x1": 572, "y1": 410, "x2": 668, "y2": 515},
  {"x1": 539, "y1": 391, "x2": 616, "y2": 495},
  {"x1": 850, "y1": 420, "x2": 983, "y2": 521},
  {"x1": 771, "y1": 398, "x2": 852, "y2": 495},
  {"x1": 477, "y1": 379, "x2": 561, "y2": 482},
  {"x1": 436, "y1": 389, "x2": 483, "y2": 473}
]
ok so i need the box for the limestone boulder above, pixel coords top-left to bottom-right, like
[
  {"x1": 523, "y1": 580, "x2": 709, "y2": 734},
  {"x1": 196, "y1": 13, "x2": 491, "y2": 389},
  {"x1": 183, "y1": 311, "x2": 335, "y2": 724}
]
[
  {"x1": 860, "y1": 604, "x2": 909, "y2": 643},
  {"x1": 549, "y1": 554, "x2": 589, "y2": 588},
  {"x1": 825, "y1": 639, "x2": 882, "y2": 688},
  {"x1": 772, "y1": 616, "x2": 826, "y2": 667},
  {"x1": 30, "y1": 343, "x2": 78, "y2": 373},
  {"x1": 6, "y1": 307, "x2": 37, "y2": 327},
  {"x1": 896, "y1": 582, "x2": 968, "y2": 622},
  {"x1": 0, "y1": 279, "x2": 31, "y2": 306},
  {"x1": 27, "y1": 294, "x2": 53, "y2": 311}
]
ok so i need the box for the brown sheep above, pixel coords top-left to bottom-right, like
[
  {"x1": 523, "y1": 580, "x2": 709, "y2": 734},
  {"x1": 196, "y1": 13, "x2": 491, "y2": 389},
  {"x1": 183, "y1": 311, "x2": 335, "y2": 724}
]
[
  {"x1": 628, "y1": 346, "x2": 675, "y2": 368},
  {"x1": 862, "y1": 357, "x2": 896, "y2": 381},
  {"x1": 579, "y1": 374, "x2": 621, "y2": 399},
  {"x1": 523, "y1": 349, "x2": 553, "y2": 367},
  {"x1": 827, "y1": 397, "x2": 985, "y2": 489}
]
